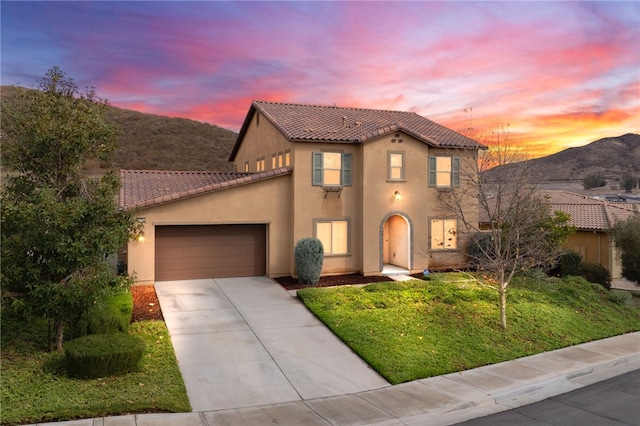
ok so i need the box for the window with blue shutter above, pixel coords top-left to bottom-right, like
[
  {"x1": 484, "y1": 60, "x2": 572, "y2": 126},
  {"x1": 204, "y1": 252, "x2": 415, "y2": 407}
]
[
  {"x1": 428, "y1": 157, "x2": 436, "y2": 186},
  {"x1": 312, "y1": 152, "x2": 323, "y2": 186},
  {"x1": 342, "y1": 153, "x2": 352, "y2": 186},
  {"x1": 312, "y1": 151, "x2": 352, "y2": 187},
  {"x1": 452, "y1": 157, "x2": 460, "y2": 187},
  {"x1": 428, "y1": 156, "x2": 460, "y2": 188}
]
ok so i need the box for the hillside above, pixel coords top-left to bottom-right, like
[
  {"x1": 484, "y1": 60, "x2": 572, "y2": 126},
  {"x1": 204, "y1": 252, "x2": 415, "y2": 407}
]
[
  {"x1": 1, "y1": 86, "x2": 238, "y2": 174},
  {"x1": 485, "y1": 133, "x2": 640, "y2": 191}
]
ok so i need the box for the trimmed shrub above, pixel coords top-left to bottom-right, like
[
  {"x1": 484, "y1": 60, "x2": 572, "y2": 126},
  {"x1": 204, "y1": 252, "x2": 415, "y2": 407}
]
[
  {"x1": 467, "y1": 232, "x2": 494, "y2": 268},
  {"x1": 65, "y1": 333, "x2": 145, "y2": 379},
  {"x1": 74, "y1": 290, "x2": 133, "y2": 338},
  {"x1": 558, "y1": 251, "x2": 582, "y2": 277},
  {"x1": 609, "y1": 290, "x2": 632, "y2": 306},
  {"x1": 295, "y1": 238, "x2": 324, "y2": 285},
  {"x1": 579, "y1": 262, "x2": 612, "y2": 289}
]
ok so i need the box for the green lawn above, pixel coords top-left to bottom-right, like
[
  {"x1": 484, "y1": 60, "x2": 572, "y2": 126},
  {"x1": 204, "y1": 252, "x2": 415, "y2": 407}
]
[
  {"x1": 1, "y1": 318, "x2": 190, "y2": 426},
  {"x1": 297, "y1": 273, "x2": 640, "y2": 384}
]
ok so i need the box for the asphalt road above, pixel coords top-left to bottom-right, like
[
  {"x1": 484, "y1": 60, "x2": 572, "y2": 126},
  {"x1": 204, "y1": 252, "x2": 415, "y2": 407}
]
[{"x1": 455, "y1": 369, "x2": 640, "y2": 425}]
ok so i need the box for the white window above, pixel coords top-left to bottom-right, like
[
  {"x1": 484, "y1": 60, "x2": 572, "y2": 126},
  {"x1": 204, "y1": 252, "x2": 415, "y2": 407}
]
[
  {"x1": 315, "y1": 219, "x2": 349, "y2": 255},
  {"x1": 431, "y1": 219, "x2": 457, "y2": 250},
  {"x1": 312, "y1": 152, "x2": 352, "y2": 186},
  {"x1": 388, "y1": 152, "x2": 404, "y2": 181},
  {"x1": 428, "y1": 156, "x2": 460, "y2": 187}
]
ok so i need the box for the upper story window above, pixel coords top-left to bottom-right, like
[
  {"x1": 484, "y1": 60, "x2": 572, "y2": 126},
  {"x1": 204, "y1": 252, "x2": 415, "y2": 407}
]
[
  {"x1": 285, "y1": 150, "x2": 291, "y2": 166},
  {"x1": 278, "y1": 151, "x2": 284, "y2": 168},
  {"x1": 431, "y1": 218, "x2": 457, "y2": 250},
  {"x1": 428, "y1": 156, "x2": 460, "y2": 187},
  {"x1": 312, "y1": 151, "x2": 352, "y2": 187},
  {"x1": 244, "y1": 162, "x2": 249, "y2": 172},
  {"x1": 271, "y1": 154, "x2": 277, "y2": 169},
  {"x1": 388, "y1": 151, "x2": 405, "y2": 181},
  {"x1": 256, "y1": 157, "x2": 265, "y2": 172}
]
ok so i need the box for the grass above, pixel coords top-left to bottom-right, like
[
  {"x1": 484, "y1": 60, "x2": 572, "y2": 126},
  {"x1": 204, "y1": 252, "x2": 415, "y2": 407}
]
[
  {"x1": 1, "y1": 316, "x2": 190, "y2": 426},
  {"x1": 297, "y1": 273, "x2": 640, "y2": 384}
]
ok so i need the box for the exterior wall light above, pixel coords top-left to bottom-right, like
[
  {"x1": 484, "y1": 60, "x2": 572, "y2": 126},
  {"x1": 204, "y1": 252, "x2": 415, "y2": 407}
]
[{"x1": 394, "y1": 190, "x2": 402, "y2": 201}]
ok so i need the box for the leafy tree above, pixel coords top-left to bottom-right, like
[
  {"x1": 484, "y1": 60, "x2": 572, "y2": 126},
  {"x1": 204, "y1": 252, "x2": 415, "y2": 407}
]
[
  {"x1": 611, "y1": 215, "x2": 640, "y2": 284},
  {"x1": 444, "y1": 125, "x2": 574, "y2": 329},
  {"x1": 582, "y1": 173, "x2": 607, "y2": 190},
  {"x1": 621, "y1": 174, "x2": 638, "y2": 193},
  {"x1": 1, "y1": 67, "x2": 140, "y2": 350}
]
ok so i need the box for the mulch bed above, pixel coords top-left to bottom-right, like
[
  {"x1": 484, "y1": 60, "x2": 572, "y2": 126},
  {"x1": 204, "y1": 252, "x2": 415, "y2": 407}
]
[
  {"x1": 130, "y1": 274, "x2": 394, "y2": 322},
  {"x1": 274, "y1": 273, "x2": 393, "y2": 290},
  {"x1": 131, "y1": 285, "x2": 164, "y2": 323}
]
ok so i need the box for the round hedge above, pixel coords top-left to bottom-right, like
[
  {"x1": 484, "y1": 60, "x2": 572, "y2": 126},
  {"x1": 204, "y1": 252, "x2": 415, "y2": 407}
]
[{"x1": 65, "y1": 333, "x2": 145, "y2": 379}]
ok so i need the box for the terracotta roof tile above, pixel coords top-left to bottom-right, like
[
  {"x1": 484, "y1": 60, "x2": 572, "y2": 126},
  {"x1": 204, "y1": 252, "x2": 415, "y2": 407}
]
[
  {"x1": 479, "y1": 190, "x2": 638, "y2": 231},
  {"x1": 230, "y1": 101, "x2": 484, "y2": 161},
  {"x1": 540, "y1": 190, "x2": 638, "y2": 231},
  {"x1": 119, "y1": 168, "x2": 292, "y2": 210}
]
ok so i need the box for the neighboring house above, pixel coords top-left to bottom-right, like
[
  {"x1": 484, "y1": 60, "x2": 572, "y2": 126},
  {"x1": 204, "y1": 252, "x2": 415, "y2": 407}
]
[
  {"x1": 541, "y1": 190, "x2": 639, "y2": 279},
  {"x1": 120, "y1": 101, "x2": 484, "y2": 284}
]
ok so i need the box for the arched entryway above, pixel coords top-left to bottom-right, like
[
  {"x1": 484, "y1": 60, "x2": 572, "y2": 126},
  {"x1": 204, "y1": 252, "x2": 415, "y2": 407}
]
[{"x1": 381, "y1": 213, "x2": 412, "y2": 272}]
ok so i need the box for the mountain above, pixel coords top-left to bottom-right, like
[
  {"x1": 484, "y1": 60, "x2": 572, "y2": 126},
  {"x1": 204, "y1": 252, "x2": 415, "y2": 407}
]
[
  {"x1": 1, "y1": 86, "x2": 238, "y2": 175},
  {"x1": 485, "y1": 133, "x2": 640, "y2": 191}
]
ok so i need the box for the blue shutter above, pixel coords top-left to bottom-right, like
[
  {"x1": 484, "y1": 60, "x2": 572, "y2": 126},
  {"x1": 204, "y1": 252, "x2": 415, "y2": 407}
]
[
  {"x1": 428, "y1": 157, "x2": 436, "y2": 187},
  {"x1": 312, "y1": 152, "x2": 323, "y2": 186},
  {"x1": 342, "y1": 153, "x2": 352, "y2": 186},
  {"x1": 452, "y1": 157, "x2": 460, "y2": 187}
]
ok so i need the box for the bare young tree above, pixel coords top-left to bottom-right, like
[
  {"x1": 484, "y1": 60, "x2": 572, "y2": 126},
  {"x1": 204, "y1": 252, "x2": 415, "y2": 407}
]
[{"x1": 441, "y1": 124, "x2": 573, "y2": 329}]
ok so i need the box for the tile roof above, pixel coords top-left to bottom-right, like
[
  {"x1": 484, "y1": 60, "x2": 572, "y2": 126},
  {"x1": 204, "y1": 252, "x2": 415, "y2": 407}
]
[
  {"x1": 119, "y1": 168, "x2": 292, "y2": 210},
  {"x1": 540, "y1": 190, "x2": 639, "y2": 231},
  {"x1": 479, "y1": 190, "x2": 638, "y2": 231},
  {"x1": 230, "y1": 101, "x2": 484, "y2": 161}
]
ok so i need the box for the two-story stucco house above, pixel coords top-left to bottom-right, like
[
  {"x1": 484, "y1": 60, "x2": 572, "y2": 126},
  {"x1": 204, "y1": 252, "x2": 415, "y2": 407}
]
[{"x1": 120, "y1": 101, "x2": 485, "y2": 285}]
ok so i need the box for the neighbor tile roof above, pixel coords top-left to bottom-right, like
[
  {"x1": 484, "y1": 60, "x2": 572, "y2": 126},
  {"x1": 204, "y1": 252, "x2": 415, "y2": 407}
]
[
  {"x1": 478, "y1": 190, "x2": 638, "y2": 231},
  {"x1": 230, "y1": 101, "x2": 484, "y2": 160},
  {"x1": 540, "y1": 190, "x2": 638, "y2": 231},
  {"x1": 119, "y1": 168, "x2": 292, "y2": 210}
]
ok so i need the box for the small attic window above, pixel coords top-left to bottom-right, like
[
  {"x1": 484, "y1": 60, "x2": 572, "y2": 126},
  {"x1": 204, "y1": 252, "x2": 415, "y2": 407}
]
[{"x1": 256, "y1": 112, "x2": 260, "y2": 127}]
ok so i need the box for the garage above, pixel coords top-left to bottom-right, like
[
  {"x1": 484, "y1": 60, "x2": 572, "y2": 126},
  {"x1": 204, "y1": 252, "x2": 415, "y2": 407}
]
[{"x1": 155, "y1": 224, "x2": 267, "y2": 280}]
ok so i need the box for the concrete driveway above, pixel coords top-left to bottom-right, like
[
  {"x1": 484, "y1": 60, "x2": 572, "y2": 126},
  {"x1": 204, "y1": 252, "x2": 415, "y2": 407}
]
[{"x1": 154, "y1": 277, "x2": 389, "y2": 412}]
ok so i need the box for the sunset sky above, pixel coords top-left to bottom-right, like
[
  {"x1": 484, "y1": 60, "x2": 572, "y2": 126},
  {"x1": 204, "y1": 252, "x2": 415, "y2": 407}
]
[{"x1": 2, "y1": 1, "x2": 639, "y2": 158}]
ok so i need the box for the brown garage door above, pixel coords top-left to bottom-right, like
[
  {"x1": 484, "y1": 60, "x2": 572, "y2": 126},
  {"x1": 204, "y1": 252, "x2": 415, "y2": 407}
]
[{"x1": 155, "y1": 225, "x2": 266, "y2": 280}]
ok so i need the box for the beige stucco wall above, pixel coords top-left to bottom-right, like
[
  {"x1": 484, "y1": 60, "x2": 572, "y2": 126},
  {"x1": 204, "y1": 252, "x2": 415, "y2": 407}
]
[
  {"x1": 228, "y1": 115, "x2": 480, "y2": 278},
  {"x1": 233, "y1": 111, "x2": 292, "y2": 172},
  {"x1": 290, "y1": 142, "x2": 363, "y2": 275},
  {"x1": 360, "y1": 136, "x2": 478, "y2": 275},
  {"x1": 127, "y1": 175, "x2": 292, "y2": 285},
  {"x1": 566, "y1": 230, "x2": 621, "y2": 279}
]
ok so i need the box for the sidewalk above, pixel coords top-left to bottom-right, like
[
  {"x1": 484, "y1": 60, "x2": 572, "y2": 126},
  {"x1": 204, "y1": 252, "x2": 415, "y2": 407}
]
[{"x1": 28, "y1": 332, "x2": 640, "y2": 426}]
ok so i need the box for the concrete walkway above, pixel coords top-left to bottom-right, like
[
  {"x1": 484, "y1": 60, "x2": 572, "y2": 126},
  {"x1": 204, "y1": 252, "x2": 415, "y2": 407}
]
[{"x1": 28, "y1": 277, "x2": 640, "y2": 426}]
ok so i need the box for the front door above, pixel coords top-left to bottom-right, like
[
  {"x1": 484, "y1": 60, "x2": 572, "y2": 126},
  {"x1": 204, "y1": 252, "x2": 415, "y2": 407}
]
[{"x1": 382, "y1": 214, "x2": 409, "y2": 269}]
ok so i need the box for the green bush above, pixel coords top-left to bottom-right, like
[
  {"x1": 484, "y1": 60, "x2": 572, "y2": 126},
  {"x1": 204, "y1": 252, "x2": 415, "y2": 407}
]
[
  {"x1": 558, "y1": 251, "x2": 583, "y2": 277},
  {"x1": 74, "y1": 290, "x2": 133, "y2": 338},
  {"x1": 65, "y1": 333, "x2": 145, "y2": 379},
  {"x1": 467, "y1": 232, "x2": 494, "y2": 267},
  {"x1": 295, "y1": 238, "x2": 324, "y2": 285},
  {"x1": 609, "y1": 290, "x2": 632, "y2": 306},
  {"x1": 579, "y1": 262, "x2": 612, "y2": 289}
]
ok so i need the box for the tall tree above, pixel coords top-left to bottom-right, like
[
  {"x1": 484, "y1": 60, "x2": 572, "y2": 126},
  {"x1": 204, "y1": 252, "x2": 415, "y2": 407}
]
[
  {"x1": 442, "y1": 124, "x2": 574, "y2": 329},
  {"x1": 1, "y1": 67, "x2": 140, "y2": 349},
  {"x1": 611, "y1": 215, "x2": 640, "y2": 284}
]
